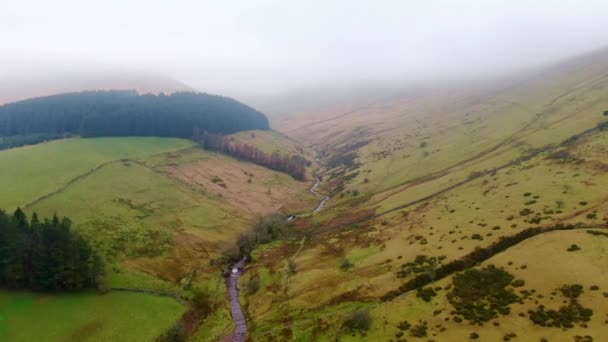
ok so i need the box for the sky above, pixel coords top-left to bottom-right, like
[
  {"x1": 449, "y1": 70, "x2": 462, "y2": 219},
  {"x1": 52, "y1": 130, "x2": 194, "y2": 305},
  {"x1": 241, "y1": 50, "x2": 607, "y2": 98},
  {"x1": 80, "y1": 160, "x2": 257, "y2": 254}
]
[{"x1": 2, "y1": 0, "x2": 608, "y2": 96}]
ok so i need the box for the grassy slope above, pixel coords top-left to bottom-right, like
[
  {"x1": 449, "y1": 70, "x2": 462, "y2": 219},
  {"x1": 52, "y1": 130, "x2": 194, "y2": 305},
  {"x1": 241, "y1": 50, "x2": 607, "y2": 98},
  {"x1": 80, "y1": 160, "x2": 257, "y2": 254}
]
[
  {"x1": 0, "y1": 290, "x2": 186, "y2": 342},
  {"x1": 367, "y1": 229, "x2": 608, "y2": 341},
  {"x1": 229, "y1": 130, "x2": 304, "y2": 156},
  {"x1": 0, "y1": 137, "x2": 193, "y2": 210},
  {"x1": 242, "y1": 50, "x2": 608, "y2": 340}
]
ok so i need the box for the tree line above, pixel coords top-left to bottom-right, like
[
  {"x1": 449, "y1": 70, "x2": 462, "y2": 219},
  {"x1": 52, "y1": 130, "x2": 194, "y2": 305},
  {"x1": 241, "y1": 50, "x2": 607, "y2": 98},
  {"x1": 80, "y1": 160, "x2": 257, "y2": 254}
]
[
  {"x1": 0, "y1": 208, "x2": 103, "y2": 291},
  {"x1": 0, "y1": 133, "x2": 68, "y2": 150},
  {"x1": 200, "y1": 133, "x2": 308, "y2": 180},
  {"x1": 0, "y1": 91, "x2": 269, "y2": 142}
]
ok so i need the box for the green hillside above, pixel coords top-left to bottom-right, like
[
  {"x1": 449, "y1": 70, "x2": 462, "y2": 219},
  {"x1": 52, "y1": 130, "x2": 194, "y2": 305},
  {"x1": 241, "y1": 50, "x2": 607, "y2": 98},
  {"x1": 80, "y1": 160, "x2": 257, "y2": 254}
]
[
  {"x1": 0, "y1": 133, "x2": 315, "y2": 340},
  {"x1": 0, "y1": 137, "x2": 193, "y2": 210}
]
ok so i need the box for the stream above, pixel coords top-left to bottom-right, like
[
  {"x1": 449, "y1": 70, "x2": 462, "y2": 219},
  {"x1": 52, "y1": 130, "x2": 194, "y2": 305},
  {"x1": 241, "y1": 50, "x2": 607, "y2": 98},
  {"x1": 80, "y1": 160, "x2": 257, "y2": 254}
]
[
  {"x1": 225, "y1": 167, "x2": 329, "y2": 341},
  {"x1": 310, "y1": 170, "x2": 330, "y2": 213}
]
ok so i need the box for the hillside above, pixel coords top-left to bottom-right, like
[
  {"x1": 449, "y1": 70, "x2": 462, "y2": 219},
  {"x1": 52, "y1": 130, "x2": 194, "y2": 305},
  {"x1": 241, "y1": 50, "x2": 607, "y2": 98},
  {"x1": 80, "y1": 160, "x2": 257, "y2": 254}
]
[
  {"x1": 0, "y1": 134, "x2": 316, "y2": 341},
  {"x1": 0, "y1": 91, "x2": 269, "y2": 150},
  {"x1": 237, "y1": 48, "x2": 608, "y2": 340}
]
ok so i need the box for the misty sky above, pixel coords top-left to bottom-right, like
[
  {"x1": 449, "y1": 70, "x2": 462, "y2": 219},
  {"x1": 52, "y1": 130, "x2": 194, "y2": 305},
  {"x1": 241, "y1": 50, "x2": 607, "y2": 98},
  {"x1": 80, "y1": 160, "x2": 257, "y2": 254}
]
[{"x1": 2, "y1": 0, "x2": 608, "y2": 96}]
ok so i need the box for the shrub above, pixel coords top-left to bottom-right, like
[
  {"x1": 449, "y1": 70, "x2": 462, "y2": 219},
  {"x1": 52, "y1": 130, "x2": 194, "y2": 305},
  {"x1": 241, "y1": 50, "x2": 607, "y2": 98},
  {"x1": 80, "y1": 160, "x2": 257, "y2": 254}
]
[
  {"x1": 470, "y1": 332, "x2": 480, "y2": 339},
  {"x1": 560, "y1": 284, "x2": 584, "y2": 299},
  {"x1": 247, "y1": 275, "x2": 260, "y2": 294},
  {"x1": 520, "y1": 208, "x2": 534, "y2": 216},
  {"x1": 397, "y1": 320, "x2": 411, "y2": 331},
  {"x1": 416, "y1": 286, "x2": 437, "y2": 302},
  {"x1": 420, "y1": 141, "x2": 428, "y2": 148},
  {"x1": 343, "y1": 309, "x2": 371, "y2": 332},
  {"x1": 288, "y1": 260, "x2": 297, "y2": 275},
  {"x1": 191, "y1": 288, "x2": 212, "y2": 317},
  {"x1": 567, "y1": 244, "x2": 581, "y2": 252},
  {"x1": 471, "y1": 233, "x2": 483, "y2": 240},
  {"x1": 340, "y1": 259, "x2": 353, "y2": 271},
  {"x1": 410, "y1": 321, "x2": 427, "y2": 338},
  {"x1": 512, "y1": 279, "x2": 526, "y2": 287}
]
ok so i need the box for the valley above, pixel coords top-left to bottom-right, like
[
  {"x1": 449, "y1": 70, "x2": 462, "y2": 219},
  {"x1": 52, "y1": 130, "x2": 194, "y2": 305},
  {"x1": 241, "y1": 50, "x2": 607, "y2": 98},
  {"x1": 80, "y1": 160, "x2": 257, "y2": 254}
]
[
  {"x1": 233, "y1": 49, "x2": 608, "y2": 341},
  {"x1": 4, "y1": 2, "x2": 607, "y2": 341},
  {"x1": 1, "y1": 51, "x2": 607, "y2": 340}
]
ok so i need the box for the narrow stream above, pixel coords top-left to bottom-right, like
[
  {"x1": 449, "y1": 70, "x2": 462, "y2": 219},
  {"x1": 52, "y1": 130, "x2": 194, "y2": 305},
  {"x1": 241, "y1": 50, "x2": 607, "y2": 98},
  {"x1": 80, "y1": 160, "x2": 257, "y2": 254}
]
[
  {"x1": 225, "y1": 167, "x2": 329, "y2": 341},
  {"x1": 310, "y1": 170, "x2": 330, "y2": 213},
  {"x1": 225, "y1": 257, "x2": 247, "y2": 342}
]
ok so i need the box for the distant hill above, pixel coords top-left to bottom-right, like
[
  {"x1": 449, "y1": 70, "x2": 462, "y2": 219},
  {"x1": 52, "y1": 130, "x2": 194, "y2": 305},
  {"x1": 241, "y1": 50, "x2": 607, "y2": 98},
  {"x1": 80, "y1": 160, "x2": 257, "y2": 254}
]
[{"x1": 0, "y1": 91, "x2": 269, "y2": 148}]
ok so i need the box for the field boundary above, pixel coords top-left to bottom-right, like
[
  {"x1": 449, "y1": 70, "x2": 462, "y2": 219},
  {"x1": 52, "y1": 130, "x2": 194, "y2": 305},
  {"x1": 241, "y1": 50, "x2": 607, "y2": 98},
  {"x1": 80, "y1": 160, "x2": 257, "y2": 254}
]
[
  {"x1": 21, "y1": 146, "x2": 195, "y2": 210},
  {"x1": 22, "y1": 160, "x2": 119, "y2": 209}
]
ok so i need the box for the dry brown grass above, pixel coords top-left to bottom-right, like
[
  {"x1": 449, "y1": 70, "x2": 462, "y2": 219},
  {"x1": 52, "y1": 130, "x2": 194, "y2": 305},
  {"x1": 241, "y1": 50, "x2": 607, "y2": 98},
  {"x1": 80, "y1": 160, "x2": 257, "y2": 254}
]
[{"x1": 164, "y1": 153, "x2": 314, "y2": 216}]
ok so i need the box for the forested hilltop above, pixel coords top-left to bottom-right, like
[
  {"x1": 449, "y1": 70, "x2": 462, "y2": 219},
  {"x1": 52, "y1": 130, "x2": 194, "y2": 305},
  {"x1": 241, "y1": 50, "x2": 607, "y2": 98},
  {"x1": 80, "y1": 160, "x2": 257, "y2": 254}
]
[{"x1": 0, "y1": 91, "x2": 269, "y2": 147}]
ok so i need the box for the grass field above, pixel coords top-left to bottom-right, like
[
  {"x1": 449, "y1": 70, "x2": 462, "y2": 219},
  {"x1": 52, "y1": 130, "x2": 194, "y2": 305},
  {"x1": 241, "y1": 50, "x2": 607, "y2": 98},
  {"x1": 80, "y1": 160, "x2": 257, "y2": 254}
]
[
  {"x1": 0, "y1": 137, "x2": 193, "y2": 210},
  {"x1": 0, "y1": 290, "x2": 186, "y2": 342}
]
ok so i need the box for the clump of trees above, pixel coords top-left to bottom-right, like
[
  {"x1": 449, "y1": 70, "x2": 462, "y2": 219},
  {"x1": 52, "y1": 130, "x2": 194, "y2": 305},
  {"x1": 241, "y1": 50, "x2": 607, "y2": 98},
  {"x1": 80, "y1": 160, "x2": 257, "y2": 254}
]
[
  {"x1": 236, "y1": 214, "x2": 291, "y2": 255},
  {"x1": 447, "y1": 265, "x2": 519, "y2": 324},
  {"x1": 0, "y1": 91, "x2": 269, "y2": 140},
  {"x1": 200, "y1": 133, "x2": 307, "y2": 180},
  {"x1": 0, "y1": 208, "x2": 103, "y2": 291}
]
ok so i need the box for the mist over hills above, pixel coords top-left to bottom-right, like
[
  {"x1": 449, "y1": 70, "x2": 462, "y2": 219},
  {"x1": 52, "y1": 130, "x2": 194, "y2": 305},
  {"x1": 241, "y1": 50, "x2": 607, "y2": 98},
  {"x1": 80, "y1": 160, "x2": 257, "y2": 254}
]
[{"x1": 0, "y1": 73, "x2": 194, "y2": 105}]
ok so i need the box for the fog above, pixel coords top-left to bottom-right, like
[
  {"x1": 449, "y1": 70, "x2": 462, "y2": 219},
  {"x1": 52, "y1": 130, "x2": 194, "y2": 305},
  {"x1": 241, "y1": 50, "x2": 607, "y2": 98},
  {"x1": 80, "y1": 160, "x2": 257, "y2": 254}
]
[{"x1": 2, "y1": 0, "x2": 608, "y2": 97}]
